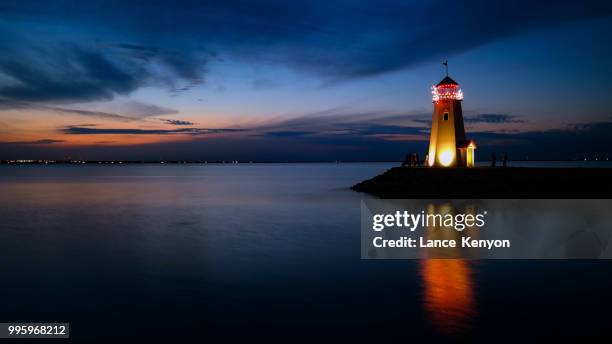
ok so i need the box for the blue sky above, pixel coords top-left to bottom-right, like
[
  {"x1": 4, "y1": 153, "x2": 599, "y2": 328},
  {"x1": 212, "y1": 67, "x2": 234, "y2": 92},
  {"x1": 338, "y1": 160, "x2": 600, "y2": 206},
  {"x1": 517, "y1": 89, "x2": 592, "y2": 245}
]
[{"x1": 1, "y1": 0, "x2": 612, "y2": 160}]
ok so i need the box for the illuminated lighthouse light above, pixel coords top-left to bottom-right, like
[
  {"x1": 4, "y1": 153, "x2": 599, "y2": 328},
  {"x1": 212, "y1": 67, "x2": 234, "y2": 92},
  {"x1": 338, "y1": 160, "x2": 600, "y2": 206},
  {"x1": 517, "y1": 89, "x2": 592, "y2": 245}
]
[{"x1": 431, "y1": 84, "x2": 464, "y2": 102}]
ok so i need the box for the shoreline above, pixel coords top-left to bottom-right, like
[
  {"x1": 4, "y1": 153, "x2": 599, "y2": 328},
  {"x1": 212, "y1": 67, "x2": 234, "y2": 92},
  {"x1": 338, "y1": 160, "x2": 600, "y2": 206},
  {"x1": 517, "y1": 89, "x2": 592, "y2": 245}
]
[{"x1": 1, "y1": 159, "x2": 610, "y2": 165}]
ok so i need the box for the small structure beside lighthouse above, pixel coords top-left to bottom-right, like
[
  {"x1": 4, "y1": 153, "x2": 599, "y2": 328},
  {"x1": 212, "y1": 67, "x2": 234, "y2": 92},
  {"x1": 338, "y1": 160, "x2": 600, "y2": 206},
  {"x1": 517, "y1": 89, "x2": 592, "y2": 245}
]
[{"x1": 427, "y1": 62, "x2": 476, "y2": 167}]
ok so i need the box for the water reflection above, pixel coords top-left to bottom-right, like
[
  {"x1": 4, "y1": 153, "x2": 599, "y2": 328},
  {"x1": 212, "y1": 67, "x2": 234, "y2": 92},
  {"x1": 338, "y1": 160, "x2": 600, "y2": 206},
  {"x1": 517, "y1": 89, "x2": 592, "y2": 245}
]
[
  {"x1": 420, "y1": 201, "x2": 478, "y2": 334},
  {"x1": 420, "y1": 259, "x2": 476, "y2": 334}
]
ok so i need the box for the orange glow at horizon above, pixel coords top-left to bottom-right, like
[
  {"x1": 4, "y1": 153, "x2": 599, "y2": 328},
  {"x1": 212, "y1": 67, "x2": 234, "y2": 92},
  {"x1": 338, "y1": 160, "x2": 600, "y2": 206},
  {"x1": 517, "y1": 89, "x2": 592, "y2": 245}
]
[
  {"x1": 0, "y1": 107, "x2": 245, "y2": 147},
  {"x1": 0, "y1": 131, "x2": 232, "y2": 147}
]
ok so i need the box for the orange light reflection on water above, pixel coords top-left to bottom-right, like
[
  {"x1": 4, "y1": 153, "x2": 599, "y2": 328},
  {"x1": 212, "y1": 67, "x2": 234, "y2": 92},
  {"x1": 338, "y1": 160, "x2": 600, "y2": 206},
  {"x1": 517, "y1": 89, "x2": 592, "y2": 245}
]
[
  {"x1": 420, "y1": 201, "x2": 477, "y2": 334},
  {"x1": 420, "y1": 259, "x2": 476, "y2": 334}
]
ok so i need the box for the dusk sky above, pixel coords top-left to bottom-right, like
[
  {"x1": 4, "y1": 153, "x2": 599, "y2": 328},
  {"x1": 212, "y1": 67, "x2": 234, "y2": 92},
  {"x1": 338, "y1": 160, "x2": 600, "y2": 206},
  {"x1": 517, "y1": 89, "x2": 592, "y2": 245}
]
[{"x1": 1, "y1": 0, "x2": 612, "y2": 161}]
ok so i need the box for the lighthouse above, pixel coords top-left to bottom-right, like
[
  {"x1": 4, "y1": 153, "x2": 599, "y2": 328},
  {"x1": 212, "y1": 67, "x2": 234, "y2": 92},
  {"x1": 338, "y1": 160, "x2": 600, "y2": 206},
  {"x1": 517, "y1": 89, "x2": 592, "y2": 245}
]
[{"x1": 427, "y1": 64, "x2": 476, "y2": 167}]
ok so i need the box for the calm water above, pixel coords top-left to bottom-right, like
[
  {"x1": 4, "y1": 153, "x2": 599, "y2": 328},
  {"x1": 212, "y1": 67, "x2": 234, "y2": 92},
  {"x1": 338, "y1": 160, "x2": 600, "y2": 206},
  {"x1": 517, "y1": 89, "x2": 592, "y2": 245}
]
[{"x1": 1, "y1": 163, "x2": 611, "y2": 341}]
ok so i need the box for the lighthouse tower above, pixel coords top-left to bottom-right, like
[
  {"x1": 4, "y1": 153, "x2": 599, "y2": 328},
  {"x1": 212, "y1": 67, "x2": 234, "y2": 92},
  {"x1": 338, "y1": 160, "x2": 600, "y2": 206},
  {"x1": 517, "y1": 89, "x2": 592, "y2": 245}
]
[{"x1": 427, "y1": 66, "x2": 476, "y2": 167}]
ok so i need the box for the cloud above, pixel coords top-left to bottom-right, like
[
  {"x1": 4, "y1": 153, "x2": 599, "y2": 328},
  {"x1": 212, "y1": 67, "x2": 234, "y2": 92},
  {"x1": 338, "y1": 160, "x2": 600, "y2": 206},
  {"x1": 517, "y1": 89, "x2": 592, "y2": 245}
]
[
  {"x1": 61, "y1": 126, "x2": 245, "y2": 136},
  {"x1": 0, "y1": 0, "x2": 610, "y2": 105},
  {"x1": 0, "y1": 44, "x2": 139, "y2": 103},
  {"x1": 254, "y1": 108, "x2": 431, "y2": 139},
  {"x1": 51, "y1": 108, "x2": 612, "y2": 161},
  {"x1": 5, "y1": 117, "x2": 612, "y2": 161},
  {"x1": 0, "y1": 99, "x2": 177, "y2": 122},
  {"x1": 465, "y1": 121, "x2": 612, "y2": 159},
  {"x1": 0, "y1": 26, "x2": 208, "y2": 105},
  {"x1": 0, "y1": 139, "x2": 64, "y2": 145},
  {"x1": 45, "y1": 106, "x2": 137, "y2": 122},
  {"x1": 465, "y1": 114, "x2": 524, "y2": 124},
  {"x1": 117, "y1": 101, "x2": 179, "y2": 118},
  {"x1": 160, "y1": 119, "x2": 195, "y2": 126},
  {"x1": 261, "y1": 131, "x2": 314, "y2": 138},
  {"x1": 413, "y1": 114, "x2": 525, "y2": 126},
  {"x1": 245, "y1": 109, "x2": 612, "y2": 159}
]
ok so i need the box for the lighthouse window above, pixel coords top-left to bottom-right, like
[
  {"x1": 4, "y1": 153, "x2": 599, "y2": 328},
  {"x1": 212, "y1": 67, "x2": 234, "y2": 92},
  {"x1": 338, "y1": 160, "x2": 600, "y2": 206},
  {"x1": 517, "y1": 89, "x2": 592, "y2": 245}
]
[{"x1": 443, "y1": 112, "x2": 449, "y2": 121}]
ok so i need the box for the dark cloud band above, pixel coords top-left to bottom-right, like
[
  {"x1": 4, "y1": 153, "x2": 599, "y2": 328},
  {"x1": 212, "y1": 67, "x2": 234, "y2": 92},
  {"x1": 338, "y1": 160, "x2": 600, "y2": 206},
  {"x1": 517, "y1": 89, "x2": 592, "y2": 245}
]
[
  {"x1": 1, "y1": 0, "x2": 610, "y2": 104},
  {"x1": 0, "y1": 139, "x2": 64, "y2": 145},
  {"x1": 61, "y1": 126, "x2": 245, "y2": 135}
]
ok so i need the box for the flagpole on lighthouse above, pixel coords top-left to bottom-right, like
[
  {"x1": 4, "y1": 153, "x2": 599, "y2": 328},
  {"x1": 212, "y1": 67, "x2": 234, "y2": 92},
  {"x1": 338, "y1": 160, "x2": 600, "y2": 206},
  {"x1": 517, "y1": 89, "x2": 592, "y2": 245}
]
[{"x1": 443, "y1": 59, "x2": 448, "y2": 76}]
